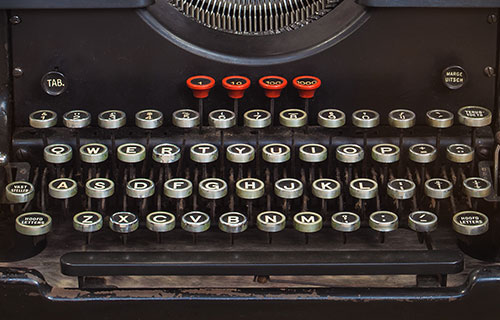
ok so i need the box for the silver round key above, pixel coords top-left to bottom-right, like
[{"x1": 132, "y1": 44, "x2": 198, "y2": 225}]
[
  {"x1": 226, "y1": 144, "x2": 255, "y2": 164},
  {"x1": 135, "y1": 109, "x2": 163, "y2": 129},
  {"x1": 424, "y1": 178, "x2": 453, "y2": 199},
  {"x1": 85, "y1": 178, "x2": 115, "y2": 199},
  {"x1": 312, "y1": 178, "x2": 341, "y2": 199},
  {"x1": 63, "y1": 110, "x2": 91, "y2": 128},
  {"x1": 98, "y1": 110, "x2": 126, "y2": 129},
  {"x1": 408, "y1": 211, "x2": 438, "y2": 233},
  {"x1": 164, "y1": 178, "x2": 193, "y2": 199},
  {"x1": 387, "y1": 179, "x2": 416, "y2": 200},
  {"x1": 352, "y1": 109, "x2": 380, "y2": 128},
  {"x1": 331, "y1": 212, "x2": 361, "y2": 233},
  {"x1": 426, "y1": 109, "x2": 454, "y2": 128},
  {"x1": 299, "y1": 144, "x2": 327, "y2": 163},
  {"x1": 388, "y1": 109, "x2": 416, "y2": 129},
  {"x1": 152, "y1": 143, "x2": 181, "y2": 164},
  {"x1": 457, "y1": 106, "x2": 492, "y2": 127},
  {"x1": 199, "y1": 178, "x2": 227, "y2": 200},
  {"x1": 293, "y1": 212, "x2": 323, "y2": 233},
  {"x1": 349, "y1": 178, "x2": 378, "y2": 199},
  {"x1": 244, "y1": 109, "x2": 272, "y2": 129},
  {"x1": 336, "y1": 144, "x2": 364, "y2": 164},
  {"x1": 146, "y1": 211, "x2": 176, "y2": 233},
  {"x1": 208, "y1": 109, "x2": 236, "y2": 129},
  {"x1": 452, "y1": 211, "x2": 489, "y2": 236},
  {"x1": 44, "y1": 144, "x2": 72, "y2": 164},
  {"x1": 15, "y1": 212, "x2": 52, "y2": 236},
  {"x1": 219, "y1": 212, "x2": 248, "y2": 233},
  {"x1": 126, "y1": 178, "x2": 155, "y2": 198},
  {"x1": 317, "y1": 109, "x2": 346, "y2": 128},
  {"x1": 463, "y1": 177, "x2": 492, "y2": 198},
  {"x1": 181, "y1": 211, "x2": 210, "y2": 233},
  {"x1": 48, "y1": 178, "x2": 77, "y2": 199},
  {"x1": 236, "y1": 178, "x2": 265, "y2": 200},
  {"x1": 5, "y1": 181, "x2": 35, "y2": 203},
  {"x1": 279, "y1": 109, "x2": 308, "y2": 128},
  {"x1": 256, "y1": 211, "x2": 286, "y2": 233},
  {"x1": 446, "y1": 144, "x2": 474, "y2": 163},
  {"x1": 73, "y1": 211, "x2": 103, "y2": 233},
  {"x1": 29, "y1": 110, "x2": 57, "y2": 129},
  {"x1": 372, "y1": 144, "x2": 400, "y2": 164},
  {"x1": 262, "y1": 143, "x2": 290, "y2": 163},
  {"x1": 409, "y1": 144, "x2": 437, "y2": 164},
  {"x1": 369, "y1": 211, "x2": 399, "y2": 232},
  {"x1": 172, "y1": 109, "x2": 200, "y2": 128},
  {"x1": 109, "y1": 212, "x2": 139, "y2": 234},
  {"x1": 190, "y1": 143, "x2": 218, "y2": 163},
  {"x1": 275, "y1": 178, "x2": 303, "y2": 199},
  {"x1": 117, "y1": 143, "x2": 146, "y2": 163},
  {"x1": 80, "y1": 143, "x2": 108, "y2": 164}
]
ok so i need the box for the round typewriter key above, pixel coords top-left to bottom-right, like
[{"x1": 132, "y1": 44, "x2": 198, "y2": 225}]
[
  {"x1": 452, "y1": 211, "x2": 489, "y2": 236},
  {"x1": 44, "y1": 143, "x2": 72, "y2": 164},
  {"x1": 109, "y1": 212, "x2": 139, "y2": 234},
  {"x1": 187, "y1": 75, "x2": 215, "y2": 99},
  {"x1": 299, "y1": 144, "x2": 327, "y2": 163},
  {"x1": 331, "y1": 212, "x2": 361, "y2": 233},
  {"x1": 80, "y1": 143, "x2": 108, "y2": 164},
  {"x1": 208, "y1": 109, "x2": 236, "y2": 129},
  {"x1": 259, "y1": 76, "x2": 287, "y2": 99},
  {"x1": 446, "y1": 144, "x2": 474, "y2": 163},
  {"x1": 257, "y1": 211, "x2": 286, "y2": 233},
  {"x1": 219, "y1": 212, "x2": 248, "y2": 234},
  {"x1": 146, "y1": 211, "x2": 176, "y2": 233},
  {"x1": 336, "y1": 144, "x2": 364, "y2": 164},
  {"x1": 73, "y1": 211, "x2": 103, "y2": 233},
  {"x1": 312, "y1": 178, "x2": 341, "y2": 199},
  {"x1": 117, "y1": 143, "x2": 146, "y2": 163},
  {"x1": 293, "y1": 212, "x2": 323, "y2": 233},
  {"x1": 279, "y1": 109, "x2": 308, "y2": 128},
  {"x1": 424, "y1": 178, "x2": 453, "y2": 199},
  {"x1": 318, "y1": 109, "x2": 346, "y2": 128},
  {"x1": 387, "y1": 179, "x2": 416, "y2": 200},
  {"x1": 408, "y1": 144, "x2": 437, "y2": 164},
  {"x1": 29, "y1": 110, "x2": 57, "y2": 129},
  {"x1": 15, "y1": 212, "x2": 52, "y2": 236},
  {"x1": 181, "y1": 211, "x2": 210, "y2": 233},
  {"x1": 352, "y1": 109, "x2": 380, "y2": 129},
  {"x1": 85, "y1": 178, "x2": 115, "y2": 199},
  {"x1": 63, "y1": 110, "x2": 91, "y2": 128},
  {"x1": 48, "y1": 178, "x2": 77, "y2": 199},
  {"x1": 226, "y1": 144, "x2": 255, "y2": 164},
  {"x1": 5, "y1": 181, "x2": 35, "y2": 203},
  {"x1": 135, "y1": 109, "x2": 163, "y2": 129},
  {"x1": 463, "y1": 177, "x2": 492, "y2": 198},
  {"x1": 292, "y1": 76, "x2": 321, "y2": 99},
  {"x1": 243, "y1": 109, "x2": 272, "y2": 129},
  {"x1": 408, "y1": 211, "x2": 438, "y2": 233},
  {"x1": 262, "y1": 143, "x2": 290, "y2": 163},
  {"x1": 152, "y1": 143, "x2": 181, "y2": 164},
  {"x1": 426, "y1": 109, "x2": 454, "y2": 129},
  {"x1": 372, "y1": 144, "x2": 400, "y2": 164},
  {"x1": 236, "y1": 178, "x2": 265, "y2": 200},
  {"x1": 274, "y1": 178, "x2": 303, "y2": 199},
  {"x1": 164, "y1": 178, "x2": 192, "y2": 199},
  {"x1": 388, "y1": 109, "x2": 416, "y2": 129},
  {"x1": 457, "y1": 106, "x2": 492, "y2": 128},
  {"x1": 190, "y1": 143, "x2": 218, "y2": 163},
  {"x1": 199, "y1": 178, "x2": 227, "y2": 199},
  {"x1": 97, "y1": 110, "x2": 126, "y2": 129},
  {"x1": 222, "y1": 76, "x2": 251, "y2": 99},
  {"x1": 172, "y1": 109, "x2": 201, "y2": 128},
  {"x1": 126, "y1": 178, "x2": 155, "y2": 199},
  {"x1": 369, "y1": 211, "x2": 398, "y2": 232},
  {"x1": 349, "y1": 178, "x2": 378, "y2": 199}
]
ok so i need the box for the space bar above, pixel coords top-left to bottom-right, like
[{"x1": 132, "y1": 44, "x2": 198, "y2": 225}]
[{"x1": 60, "y1": 250, "x2": 464, "y2": 276}]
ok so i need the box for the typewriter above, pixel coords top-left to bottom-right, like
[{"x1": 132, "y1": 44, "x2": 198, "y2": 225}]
[{"x1": 1, "y1": 0, "x2": 500, "y2": 318}]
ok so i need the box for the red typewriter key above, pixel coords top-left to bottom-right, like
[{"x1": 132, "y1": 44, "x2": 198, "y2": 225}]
[
  {"x1": 292, "y1": 75, "x2": 321, "y2": 117},
  {"x1": 186, "y1": 75, "x2": 215, "y2": 132},
  {"x1": 222, "y1": 75, "x2": 251, "y2": 119},
  {"x1": 259, "y1": 75, "x2": 287, "y2": 122}
]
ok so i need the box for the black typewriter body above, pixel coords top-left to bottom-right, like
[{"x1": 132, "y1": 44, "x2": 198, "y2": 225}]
[{"x1": 1, "y1": 0, "x2": 500, "y2": 319}]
